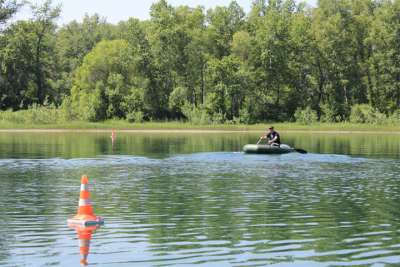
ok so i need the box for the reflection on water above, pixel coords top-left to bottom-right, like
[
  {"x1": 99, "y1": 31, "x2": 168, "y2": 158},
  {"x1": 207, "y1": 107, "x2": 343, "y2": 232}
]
[
  {"x1": 68, "y1": 224, "x2": 101, "y2": 266},
  {"x1": 0, "y1": 132, "x2": 399, "y2": 266},
  {"x1": 0, "y1": 131, "x2": 399, "y2": 159}
]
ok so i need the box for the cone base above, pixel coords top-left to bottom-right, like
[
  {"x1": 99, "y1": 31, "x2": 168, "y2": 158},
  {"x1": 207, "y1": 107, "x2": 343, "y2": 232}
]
[{"x1": 68, "y1": 216, "x2": 104, "y2": 227}]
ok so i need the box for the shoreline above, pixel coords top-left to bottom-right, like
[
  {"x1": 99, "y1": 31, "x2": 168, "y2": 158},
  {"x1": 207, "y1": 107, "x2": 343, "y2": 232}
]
[
  {"x1": 1, "y1": 129, "x2": 400, "y2": 134},
  {"x1": 0, "y1": 121, "x2": 399, "y2": 134}
]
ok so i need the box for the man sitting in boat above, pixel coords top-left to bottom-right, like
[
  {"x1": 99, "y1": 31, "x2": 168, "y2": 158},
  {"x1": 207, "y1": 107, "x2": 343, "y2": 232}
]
[{"x1": 260, "y1": 126, "x2": 281, "y2": 146}]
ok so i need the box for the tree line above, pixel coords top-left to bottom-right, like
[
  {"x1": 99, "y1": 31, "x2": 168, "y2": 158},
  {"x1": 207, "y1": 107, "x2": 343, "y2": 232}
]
[{"x1": 0, "y1": 0, "x2": 399, "y2": 124}]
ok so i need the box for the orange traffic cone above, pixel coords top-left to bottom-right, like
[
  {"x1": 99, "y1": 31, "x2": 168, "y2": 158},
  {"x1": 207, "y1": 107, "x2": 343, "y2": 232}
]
[
  {"x1": 68, "y1": 224, "x2": 100, "y2": 266},
  {"x1": 67, "y1": 175, "x2": 104, "y2": 227}
]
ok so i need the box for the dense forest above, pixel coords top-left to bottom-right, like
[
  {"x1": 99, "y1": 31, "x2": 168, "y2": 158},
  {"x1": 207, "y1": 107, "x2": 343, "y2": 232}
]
[{"x1": 0, "y1": 0, "x2": 399, "y2": 124}]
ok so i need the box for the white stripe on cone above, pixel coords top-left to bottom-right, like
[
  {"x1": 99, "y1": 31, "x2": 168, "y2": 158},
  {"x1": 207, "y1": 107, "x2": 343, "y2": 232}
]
[
  {"x1": 79, "y1": 199, "x2": 92, "y2": 206},
  {"x1": 80, "y1": 184, "x2": 89, "y2": 191}
]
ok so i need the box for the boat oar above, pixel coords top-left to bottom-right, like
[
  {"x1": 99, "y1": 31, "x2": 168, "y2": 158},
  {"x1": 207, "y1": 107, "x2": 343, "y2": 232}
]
[
  {"x1": 256, "y1": 137, "x2": 263, "y2": 145},
  {"x1": 294, "y1": 148, "x2": 308, "y2": 154}
]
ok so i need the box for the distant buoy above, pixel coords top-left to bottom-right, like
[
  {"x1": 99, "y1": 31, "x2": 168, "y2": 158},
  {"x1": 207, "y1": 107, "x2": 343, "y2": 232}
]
[{"x1": 67, "y1": 175, "x2": 104, "y2": 227}]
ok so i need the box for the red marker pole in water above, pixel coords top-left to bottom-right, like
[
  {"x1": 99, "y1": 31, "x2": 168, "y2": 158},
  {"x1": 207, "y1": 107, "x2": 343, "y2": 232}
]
[{"x1": 111, "y1": 129, "x2": 116, "y2": 146}]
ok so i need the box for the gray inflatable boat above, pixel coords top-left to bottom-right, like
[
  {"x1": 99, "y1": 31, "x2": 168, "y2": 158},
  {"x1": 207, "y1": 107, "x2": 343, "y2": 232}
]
[{"x1": 243, "y1": 144, "x2": 296, "y2": 154}]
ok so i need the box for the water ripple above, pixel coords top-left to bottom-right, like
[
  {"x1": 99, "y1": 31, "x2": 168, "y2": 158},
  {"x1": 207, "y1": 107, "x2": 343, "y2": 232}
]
[{"x1": 0, "y1": 152, "x2": 399, "y2": 267}]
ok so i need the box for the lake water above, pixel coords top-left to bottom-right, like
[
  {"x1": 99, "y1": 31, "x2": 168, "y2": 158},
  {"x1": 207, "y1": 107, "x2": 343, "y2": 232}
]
[{"x1": 0, "y1": 132, "x2": 399, "y2": 267}]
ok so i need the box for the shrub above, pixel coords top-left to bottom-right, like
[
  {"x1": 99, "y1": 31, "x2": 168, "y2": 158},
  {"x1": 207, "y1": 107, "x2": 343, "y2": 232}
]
[
  {"x1": 387, "y1": 110, "x2": 400, "y2": 125},
  {"x1": 239, "y1": 108, "x2": 252, "y2": 124},
  {"x1": 350, "y1": 104, "x2": 387, "y2": 124},
  {"x1": 0, "y1": 110, "x2": 21, "y2": 123},
  {"x1": 320, "y1": 103, "x2": 340, "y2": 122},
  {"x1": 59, "y1": 96, "x2": 77, "y2": 121},
  {"x1": 294, "y1": 107, "x2": 318, "y2": 125},
  {"x1": 169, "y1": 86, "x2": 187, "y2": 113},
  {"x1": 350, "y1": 104, "x2": 372, "y2": 123},
  {"x1": 181, "y1": 103, "x2": 211, "y2": 125},
  {"x1": 121, "y1": 88, "x2": 145, "y2": 121},
  {"x1": 0, "y1": 104, "x2": 64, "y2": 124},
  {"x1": 78, "y1": 87, "x2": 105, "y2": 122},
  {"x1": 232, "y1": 116, "x2": 241, "y2": 125},
  {"x1": 127, "y1": 111, "x2": 144, "y2": 123},
  {"x1": 211, "y1": 112, "x2": 226, "y2": 124}
]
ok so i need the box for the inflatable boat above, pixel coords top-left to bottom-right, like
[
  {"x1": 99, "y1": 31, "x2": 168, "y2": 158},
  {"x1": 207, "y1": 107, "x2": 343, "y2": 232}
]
[{"x1": 243, "y1": 144, "x2": 307, "y2": 154}]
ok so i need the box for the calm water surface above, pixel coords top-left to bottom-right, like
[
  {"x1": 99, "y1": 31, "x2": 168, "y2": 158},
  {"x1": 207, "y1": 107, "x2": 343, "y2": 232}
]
[{"x1": 0, "y1": 132, "x2": 399, "y2": 267}]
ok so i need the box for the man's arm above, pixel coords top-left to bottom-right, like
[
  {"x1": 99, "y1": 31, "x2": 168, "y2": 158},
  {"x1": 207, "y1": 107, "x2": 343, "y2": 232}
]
[{"x1": 268, "y1": 135, "x2": 278, "y2": 144}]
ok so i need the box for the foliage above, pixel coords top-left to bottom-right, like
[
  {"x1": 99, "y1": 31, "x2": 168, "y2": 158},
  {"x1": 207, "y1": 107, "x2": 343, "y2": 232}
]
[
  {"x1": 0, "y1": 0, "x2": 60, "y2": 109},
  {"x1": 320, "y1": 104, "x2": 340, "y2": 123},
  {"x1": 122, "y1": 88, "x2": 145, "y2": 118},
  {"x1": 55, "y1": 14, "x2": 116, "y2": 96},
  {"x1": 169, "y1": 86, "x2": 188, "y2": 114},
  {"x1": 231, "y1": 31, "x2": 251, "y2": 61},
  {"x1": 59, "y1": 96, "x2": 76, "y2": 121},
  {"x1": 181, "y1": 103, "x2": 211, "y2": 125},
  {"x1": 294, "y1": 107, "x2": 318, "y2": 125},
  {"x1": 0, "y1": 0, "x2": 20, "y2": 26},
  {"x1": 1, "y1": 0, "x2": 400, "y2": 126},
  {"x1": 205, "y1": 56, "x2": 248, "y2": 120},
  {"x1": 238, "y1": 107, "x2": 252, "y2": 124},
  {"x1": 350, "y1": 104, "x2": 387, "y2": 124},
  {"x1": 127, "y1": 111, "x2": 144, "y2": 123},
  {"x1": 0, "y1": 104, "x2": 65, "y2": 124},
  {"x1": 71, "y1": 39, "x2": 145, "y2": 121},
  {"x1": 388, "y1": 110, "x2": 400, "y2": 125}
]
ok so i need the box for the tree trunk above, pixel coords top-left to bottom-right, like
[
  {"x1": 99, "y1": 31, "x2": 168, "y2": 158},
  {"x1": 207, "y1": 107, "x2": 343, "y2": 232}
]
[
  {"x1": 35, "y1": 26, "x2": 46, "y2": 104},
  {"x1": 201, "y1": 61, "x2": 205, "y2": 105}
]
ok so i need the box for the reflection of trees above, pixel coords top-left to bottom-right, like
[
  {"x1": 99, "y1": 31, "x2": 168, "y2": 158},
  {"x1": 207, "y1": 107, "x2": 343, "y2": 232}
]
[
  {"x1": 0, "y1": 132, "x2": 399, "y2": 159},
  {"x1": 0, "y1": 132, "x2": 254, "y2": 159},
  {"x1": 287, "y1": 133, "x2": 400, "y2": 158}
]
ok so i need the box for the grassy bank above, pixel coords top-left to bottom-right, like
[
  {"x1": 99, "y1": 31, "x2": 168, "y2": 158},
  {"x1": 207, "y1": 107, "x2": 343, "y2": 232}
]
[
  {"x1": 1, "y1": 105, "x2": 399, "y2": 132},
  {"x1": 0, "y1": 120, "x2": 400, "y2": 132}
]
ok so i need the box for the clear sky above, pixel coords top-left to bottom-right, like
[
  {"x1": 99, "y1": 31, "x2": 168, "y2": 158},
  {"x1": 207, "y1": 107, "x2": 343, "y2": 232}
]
[{"x1": 18, "y1": 0, "x2": 317, "y2": 25}]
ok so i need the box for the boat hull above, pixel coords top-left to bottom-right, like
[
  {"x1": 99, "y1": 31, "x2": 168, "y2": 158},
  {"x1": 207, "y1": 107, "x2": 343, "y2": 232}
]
[{"x1": 243, "y1": 144, "x2": 294, "y2": 154}]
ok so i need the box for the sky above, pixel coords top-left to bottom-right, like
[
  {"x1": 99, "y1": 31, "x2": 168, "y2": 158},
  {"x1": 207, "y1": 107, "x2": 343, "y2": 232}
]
[{"x1": 17, "y1": 0, "x2": 317, "y2": 25}]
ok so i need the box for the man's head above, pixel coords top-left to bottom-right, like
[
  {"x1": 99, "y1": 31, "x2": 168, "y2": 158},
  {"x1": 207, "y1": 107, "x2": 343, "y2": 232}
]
[{"x1": 268, "y1": 126, "x2": 274, "y2": 133}]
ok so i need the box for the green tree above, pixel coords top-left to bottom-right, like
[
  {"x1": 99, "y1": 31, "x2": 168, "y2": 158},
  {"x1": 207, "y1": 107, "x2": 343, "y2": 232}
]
[
  {"x1": 231, "y1": 31, "x2": 252, "y2": 62},
  {"x1": 367, "y1": 0, "x2": 400, "y2": 114},
  {"x1": 248, "y1": 0, "x2": 298, "y2": 121},
  {"x1": 145, "y1": 0, "x2": 208, "y2": 118},
  {"x1": 205, "y1": 55, "x2": 248, "y2": 120},
  {"x1": 30, "y1": 0, "x2": 61, "y2": 104},
  {"x1": 206, "y1": 1, "x2": 245, "y2": 58},
  {"x1": 71, "y1": 40, "x2": 146, "y2": 121},
  {"x1": 0, "y1": 0, "x2": 20, "y2": 26},
  {"x1": 309, "y1": 0, "x2": 375, "y2": 120},
  {"x1": 0, "y1": 21, "x2": 37, "y2": 109},
  {"x1": 0, "y1": 0, "x2": 59, "y2": 109},
  {"x1": 55, "y1": 14, "x2": 116, "y2": 97},
  {"x1": 1, "y1": 0, "x2": 400, "y2": 123}
]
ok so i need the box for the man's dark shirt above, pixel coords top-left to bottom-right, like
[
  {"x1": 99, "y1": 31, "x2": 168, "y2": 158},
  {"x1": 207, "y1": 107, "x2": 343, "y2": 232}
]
[{"x1": 267, "y1": 131, "x2": 281, "y2": 145}]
